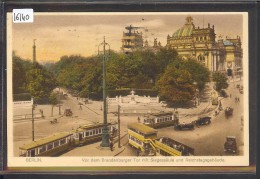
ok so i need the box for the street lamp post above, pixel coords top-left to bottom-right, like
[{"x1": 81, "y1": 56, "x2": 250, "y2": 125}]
[
  {"x1": 58, "y1": 87, "x2": 61, "y2": 115},
  {"x1": 99, "y1": 37, "x2": 110, "y2": 148},
  {"x1": 31, "y1": 98, "x2": 35, "y2": 141}
]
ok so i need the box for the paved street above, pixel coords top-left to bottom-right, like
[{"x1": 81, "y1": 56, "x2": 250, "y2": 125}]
[{"x1": 13, "y1": 77, "x2": 244, "y2": 157}]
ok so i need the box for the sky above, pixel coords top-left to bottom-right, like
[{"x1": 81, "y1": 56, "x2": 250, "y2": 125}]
[{"x1": 10, "y1": 13, "x2": 244, "y2": 63}]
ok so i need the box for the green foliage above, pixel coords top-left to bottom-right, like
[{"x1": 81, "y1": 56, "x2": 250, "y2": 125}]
[
  {"x1": 13, "y1": 54, "x2": 57, "y2": 104},
  {"x1": 49, "y1": 92, "x2": 58, "y2": 106},
  {"x1": 25, "y1": 63, "x2": 57, "y2": 103},
  {"x1": 13, "y1": 55, "x2": 32, "y2": 93},
  {"x1": 156, "y1": 65, "x2": 195, "y2": 104},
  {"x1": 174, "y1": 59, "x2": 210, "y2": 91},
  {"x1": 13, "y1": 93, "x2": 31, "y2": 101},
  {"x1": 212, "y1": 72, "x2": 229, "y2": 91},
  {"x1": 48, "y1": 47, "x2": 209, "y2": 104}
]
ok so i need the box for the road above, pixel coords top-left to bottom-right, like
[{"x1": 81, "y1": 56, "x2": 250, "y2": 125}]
[
  {"x1": 13, "y1": 79, "x2": 245, "y2": 157},
  {"x1": 119, "y1": 79, "x2": 244, "y2": 156}
]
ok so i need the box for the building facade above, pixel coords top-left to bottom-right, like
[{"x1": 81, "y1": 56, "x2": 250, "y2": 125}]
[
  {"x1": 121, "y1": 25, "x2": 144, "y2": 54},
  {"x1": 166, "y1": 16, "x2": 242, "y2": 73}
]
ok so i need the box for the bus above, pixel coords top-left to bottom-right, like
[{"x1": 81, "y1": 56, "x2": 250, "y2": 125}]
[
  {"x1": 73, "y1": 122, "x2": 118, "y2": 146},
  {"x1": 143, "y1": 111, "x2": 179, "y2": 128},
  {"x1": 19, "y1": 132, "x2": 73, "y2": 157},
  {"x1": 154, "y1": 137, "x2": 195, "y2": 156},
  {"x1": 127, "y1": 123, "x2": 157, "y2": 156},
  {"x1": 211, "y1": 91, "x2": 219, "y2": 105}
]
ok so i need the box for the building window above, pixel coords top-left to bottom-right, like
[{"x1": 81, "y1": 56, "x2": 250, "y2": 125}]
[{"x1": 198, "y1": 55, "x2": 205, "y2": 63}]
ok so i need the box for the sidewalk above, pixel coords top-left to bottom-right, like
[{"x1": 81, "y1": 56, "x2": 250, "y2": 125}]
[{"x1": 61, "y1": 141, "x2": 125, "y2": 157}]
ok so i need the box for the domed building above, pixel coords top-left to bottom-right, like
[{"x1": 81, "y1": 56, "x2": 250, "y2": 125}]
[{"x1": 166, "y1": 16, "x2": 242, "y2": 74}]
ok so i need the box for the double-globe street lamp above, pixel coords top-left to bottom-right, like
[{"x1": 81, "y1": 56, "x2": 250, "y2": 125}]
[{"x1": 98, "y1": 37, "x2": 110, "y2": 148}]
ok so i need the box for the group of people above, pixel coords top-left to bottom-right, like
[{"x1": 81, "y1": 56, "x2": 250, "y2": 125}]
[{"x1": 235, "y1": 97, "x2": 240, "y2": 103}]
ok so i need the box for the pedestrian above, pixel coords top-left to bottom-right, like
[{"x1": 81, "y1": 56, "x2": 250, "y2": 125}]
[
  {"x1": 215, "y1": 111, "x2": 218, "y2": 116},
  {"x1": 194, "y1": 100, "x2": 197, "y2": 107},
  {"x1": 136, "y1": 149, "x2": 140, "y2": 156},
  {"x1": 110, "y1": 141, "x2": 114, "y2": 151},
  {"x1": 79, "y1": 104, "x2": 82, "y2": 110},
  {"x1": 230, "y1": 94, "x2": 232, "y2": 98},
  {"x1": 238, "y1": 97, "x2": 240, "y2": 102},
  {"x1": 137, "y1": 116, "x2": 140, "y2": 123}
]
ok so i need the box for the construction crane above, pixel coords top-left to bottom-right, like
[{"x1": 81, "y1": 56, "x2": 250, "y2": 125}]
[{"x1": 125, "y1": 25, "x2": 147, "y2": 35}]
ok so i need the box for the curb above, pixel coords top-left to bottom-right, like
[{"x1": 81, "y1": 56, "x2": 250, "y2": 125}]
[{"x1": 114, "y1": 146, "x2": 126, "y2": 156}]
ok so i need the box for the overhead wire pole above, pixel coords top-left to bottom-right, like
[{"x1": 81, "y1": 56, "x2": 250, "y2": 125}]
[
  {"x1": 32, "y1": 98, "x2": 35, "y2": 141},
  {"x1": 118, "y1": 105, "x2": 121, "y2": 148},
  {"x1": 99, "y1": 36, "x2": 111, "y2": 148}
]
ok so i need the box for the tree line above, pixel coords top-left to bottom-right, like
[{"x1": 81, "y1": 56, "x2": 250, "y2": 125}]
[{"x1": 13, "y1": 47, "x2": 228, "y2": 105}]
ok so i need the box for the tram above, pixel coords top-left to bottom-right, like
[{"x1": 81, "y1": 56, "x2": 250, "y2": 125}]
[
  {"x1": 19, "y1": 132, "x2": 73, "y2": 157},
  {"x1": 128, "y1": 123, "x2": 157, "y2": 156},
  {"x1": 143, "y1": 111, "x2": 178, "y2": 128},
  {"x1": 155, "y1": 137, "x2": 194, "y2": 156},
  {"x1": 19, "y1": 122, "x2": 118, "y2": 157},
  {"x1": 73, "y1": 122, "x2": 118, "y2": 146},
  {"x1": 127, "y1": 123, "x2": 195, "y2": 156},
  {"x1": 211, "y1": 91, "x2": 219, "y2": 105}
]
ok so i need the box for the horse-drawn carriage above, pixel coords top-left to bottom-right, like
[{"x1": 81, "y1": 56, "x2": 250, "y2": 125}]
[{"x1": 50, "y1": 118, "x2": 58, "y2": 124}]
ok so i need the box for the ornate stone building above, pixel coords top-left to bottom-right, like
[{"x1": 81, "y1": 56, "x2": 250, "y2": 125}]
[{"x1": 166, "y1": 16, "x2": 242, "y2": 73}]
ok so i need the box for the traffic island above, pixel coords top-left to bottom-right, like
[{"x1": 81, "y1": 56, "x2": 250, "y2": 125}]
[{"x1": 96, "y1": 143, "x2": 125, "y2": 156}]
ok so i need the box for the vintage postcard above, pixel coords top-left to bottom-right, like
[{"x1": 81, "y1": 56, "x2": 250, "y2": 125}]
[{"x1": 7, "y1": 12, "x2": 249, "y2": 169}]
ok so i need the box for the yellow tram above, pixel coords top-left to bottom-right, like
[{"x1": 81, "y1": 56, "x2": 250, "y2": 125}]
[
  {"x1": 127, "y1": 123, "x2": 157, "y2": 156},
  {"x1": 154, "y1": 137, "x2": 194, "y2": 156},
  {"x1": 19, "y1": 132, "x2": 73, "y2": 157},
  {"x1": 19, "y1": 122, "x2": 118, "y2": 157},
  {"x1": 127, "y1": 123, "x2": 195, "y2": 156}
]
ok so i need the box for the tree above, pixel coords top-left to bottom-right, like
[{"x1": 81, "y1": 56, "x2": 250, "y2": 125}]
[
  {"x1": 212, "y1": 72, "x2": 228, "y2": 91},
  {"x1": 13, "y1": 54, "x2": 33, "y2": 94},
  {"x1": 174, "y1": 59, "x2": 210, "y2": 91},
  {"x1": 156, "y1": 65, "x2": 195, "y2": 104},
  {"x1": 49, "y1": 92, "x2": 58, "y2": 116},
  {"x1": 25, "y1": 63, "x2": 57, "y2": 103},
  {"x1": 155, "y1": 47, "x2": 179, "y2": 74}
]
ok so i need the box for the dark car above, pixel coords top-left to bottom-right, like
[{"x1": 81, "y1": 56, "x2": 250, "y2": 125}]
[
  {"x1": 225, "y1": 107, "x2": 233, "y2": 117},
  {"x1": 174, "y1": 123, "x2": 195, "y2": 130},
  {"x1": 219, "y1": 90, "x2": 228, "y2": 98},
  {"x1": 224, "y1": 136, "x2": 237, "y2": 153},
  {"x1": 193, "y1": 116, "x2": 211, "y2": 126}
]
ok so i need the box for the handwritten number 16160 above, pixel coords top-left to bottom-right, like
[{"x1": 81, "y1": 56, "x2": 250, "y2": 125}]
[{"x1": 13, "y1": 13, "x2": 30, "y2": 22}]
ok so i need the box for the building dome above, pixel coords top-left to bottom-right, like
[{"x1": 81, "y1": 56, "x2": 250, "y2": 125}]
[{"x1": 173, "y1": 16, "x2": 195, "y2": 37}]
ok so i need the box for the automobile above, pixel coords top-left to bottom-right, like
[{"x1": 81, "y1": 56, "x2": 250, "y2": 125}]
[
  {"x1": 219, "y1": 90, "x2": 228, "y2": 98},
  {"x1": 225, "y1": 107, "x2": 233, "y2": 117},
  {"x1": 160, "y1": 101, "x2": 167, "y2": 107},
  {"x1": 193, "y1": 116, "x2": 211, "y2": 126},
  {"x1": 64, "y1": 108, "x2": 73, "y2": 116},
  {"x1": 224, "y1": 136, "x2": 237, "y2": 153},
  {"x1": 174, "y1": 123, "x2": 195, "y2": 130}
]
